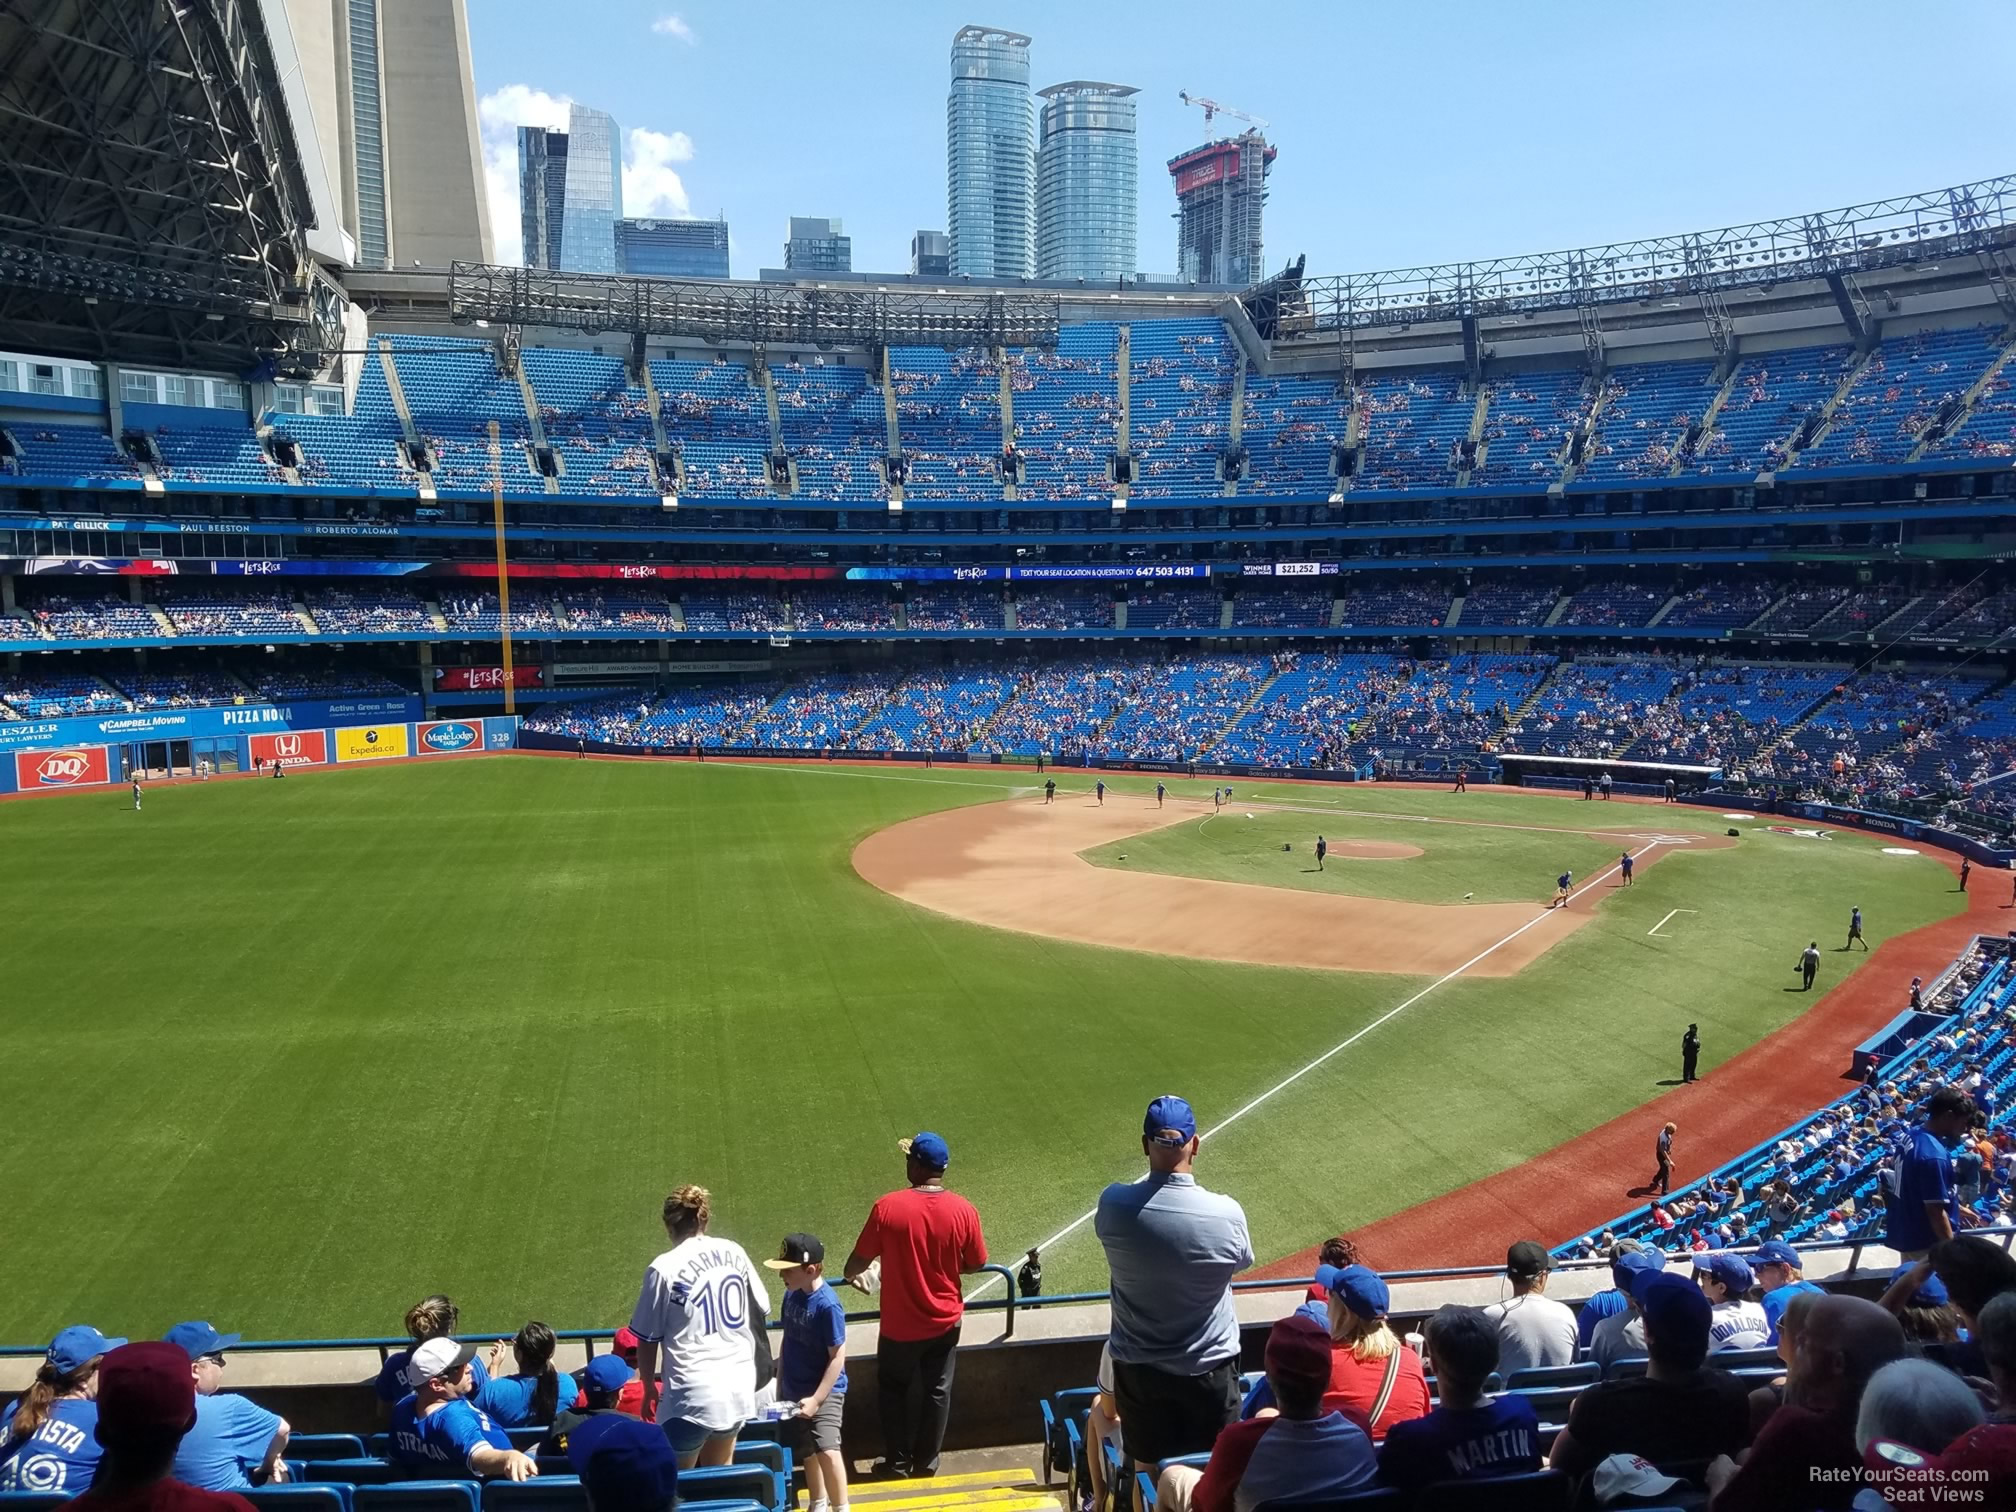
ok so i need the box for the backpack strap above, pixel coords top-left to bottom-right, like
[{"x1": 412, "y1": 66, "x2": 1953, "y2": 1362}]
[{"x1": 1368, "y1": 1345, "x2": 1403, "y2": 1428}]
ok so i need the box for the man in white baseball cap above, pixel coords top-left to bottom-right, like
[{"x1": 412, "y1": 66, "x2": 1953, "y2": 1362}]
[
  {"x1": 388, "y1": 1338, "x2": 537, "y2": 1482},
  {"x1": 1592, "y1": 1453, "x2": 1682, "y2": 1504}
]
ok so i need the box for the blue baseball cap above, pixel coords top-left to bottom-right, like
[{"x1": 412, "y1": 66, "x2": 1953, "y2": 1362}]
[
  {"x1": 1893, "y1": 1263, "x2": 1950, "y2": 1308},
  {"x1": 48, "y1": 1326, "x2": 127, "y2": 1373},
  {"x1": 1634, "y1": 1272, "x2": 1711, "y2": 1348},
  {"x1": 161, "y1": 1321, "x2": 242, "y2": 1361},
  {"x1": 1327, "y1": 1264, "x2": 1390, "y2": 1320},
  {"x1": 1613, "y1": 1249, "x2": 1666, "y2": 1289},
  {"x1": 1753, "y1": 1241, "x2": 1802, "y2": 1272},
  {"x1": 1695, "y1": 1252, "x2": 1755, "y2": 1294},
  {"x1": 567, "y1": 1412, "x2": 681, "y2": 1510},
  {"x1": 899, "y1": 1132, "x2": 950, "y2": 1169},
  {"x1": 580, "y1": 1353, "x2": 635, "y2": 1394},
  {"x1": 1144, "y1": 1095, "x2": 1197, "y2": 1145}
]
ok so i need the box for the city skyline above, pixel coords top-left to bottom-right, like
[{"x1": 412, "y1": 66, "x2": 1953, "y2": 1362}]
[{"x1": 465, "y1": 0, "x2": 2016, "y2": 281}]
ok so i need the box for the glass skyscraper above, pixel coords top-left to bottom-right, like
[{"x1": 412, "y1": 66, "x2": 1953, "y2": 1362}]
[
  {"x1": 619, "y1": 217, "x2": 730, "y2": 278},
  {"x1": 1035, "y1": 82, "x2": 1138, "y2": 281},
  {"x1": 558, "y1": 104, "x2": 622, "y2": 274},
  {"x1": 946, "y1": 26, "x2": 1034, "y2": 279}
]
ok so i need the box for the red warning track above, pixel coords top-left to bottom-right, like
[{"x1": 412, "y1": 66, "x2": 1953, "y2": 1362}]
[{"x1": 1256, "y1": 840, "x2": 2009, "y2": 1275}]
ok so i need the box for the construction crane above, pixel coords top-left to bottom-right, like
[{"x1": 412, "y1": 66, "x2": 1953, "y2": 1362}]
[{"x1": 1178, "y1": 91, "x2": 1269, "y2": 132}]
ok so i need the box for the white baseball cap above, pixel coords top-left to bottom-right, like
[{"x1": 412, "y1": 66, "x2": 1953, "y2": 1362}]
[
  {"x1": 403, "y1": 1337, "x2": 479, "y2": 1389},
  {"x1": 1591, "y1": 1454, "x2": 1680, "y2": 1503}
]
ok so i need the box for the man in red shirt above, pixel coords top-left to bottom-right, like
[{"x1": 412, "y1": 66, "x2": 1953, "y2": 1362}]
[
  {"x1": 843, "y1": 1131, "x2": 988, "y2": 1479},
  {"x1": 62, "y1": 1342, "x2": 256, "y2": 1512}
]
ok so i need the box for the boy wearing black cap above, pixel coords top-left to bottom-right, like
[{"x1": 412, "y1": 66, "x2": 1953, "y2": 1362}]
[
  {"x1": 767, "y1": 1234, "x2": 850, "y2": 1512},
  {"x1": 1482, "y1": 1241, "x2": 1577, "y2": 1379}
]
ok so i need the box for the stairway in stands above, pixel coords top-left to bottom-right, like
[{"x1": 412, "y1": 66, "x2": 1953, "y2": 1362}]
[
  {"x1": 1193, "y1": 659, "x2": 1289, "y2": 758},
  {"x1": 839, "y1": 1464, "x2": 1061, "y2": 1512}
]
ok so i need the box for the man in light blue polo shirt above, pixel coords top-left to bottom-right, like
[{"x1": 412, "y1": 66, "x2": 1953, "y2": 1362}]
[
  {"x1": 162, "y1": 1320, "x2": 290, "y2": 1491},
  {"x1": 1095, "y1": 1094, "x2": 1254, "y2": 1471}
]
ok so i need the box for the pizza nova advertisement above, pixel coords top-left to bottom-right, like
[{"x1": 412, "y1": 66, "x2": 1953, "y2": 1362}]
[
  {"x1": 249, "y1": 730, "x2": 329, "y2": 768},
  {"x1": 14, "y1": 746, "x2": 111, "y2": 788},
  {"x1": 334, "y1": 725, "x2": 410, "y2": 762}
]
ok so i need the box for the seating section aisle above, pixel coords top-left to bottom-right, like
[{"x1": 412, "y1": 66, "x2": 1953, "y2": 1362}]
[
  {"x1": 1926, "y1": 332, "x2": 2015, "y2": 461},
  {"x1": 520, "y1": 348, "x2": 655, "y2": 498},
  {"x1": 1798, "y1": 325, "x2": 2007, "y2": 470},
  {"x1": 1346, "y1": 654, "x2": 1557, "y2": 760},
  {"x1": 1684, "y1": 343, "x2": 1851, "y2": 476},
  {"x1": 1238, "y1": 370, "x2": 1344, "y2": 498},
  {"x1": 1579, "y1": 361, "x2": 1717, "y2": 482},
  {"x1": 889, "y1": 347, "x2": 1002, "y2": 502},
  {"x1": 1352, "y1": 371, "x2": 1472, "y2": 491},
  {"x1": 743, "y1": 673, "x2": 899, "y2": 748},
  {"x1": 1209, "y1": 652, "x2": 1398, "y2": 767},
  {"x1": 391, "y1": 335, "x2": 539, "y2": 492},
  {"x1": 1631, "y1": 665, "x2": 1841, "y2": 767},
  {"x1": 852, "y1": 665, "x2": 1019, "y2": 751},
  {"x1": 1099, "y1": 655, "x2": 1271, "y2": 761},
  {"x1": 1014, "y1": 324, "x2": 1117, "y2": 503},
  {"x1": 1128, "y1": 319, "x2": 1234, "y2": 499},
  {"x1": 972, "y1": 658, "x2": 1138, "y2": 757},
  {"x1": 1473, "y1": 372, "x2": 1587, "y2": 487},
  {"x1": 773, "y1": 362, "x2": 888, "y2": 504},
  {"x1": 653, "y1": 358, "x2": 772, "y2": 499},
  {"x1": 1767, "y1": 670, "x2": 1994, "y2": 796}
]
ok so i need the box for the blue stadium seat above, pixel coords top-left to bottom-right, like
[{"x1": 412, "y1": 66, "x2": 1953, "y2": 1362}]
[
  {"x1": 307, "y1": 1460, "x2": 449, "y2": 1486},
  {"x1": 352, "y1": 1484, "x2": 481, "y2": 1512},
  {"x1": 675, "y1": 1462, "x2": 781, "y2": 1510},
  {"x1": 1505, "y1": 1363, "x2": 1599, "y2": 1390},
  {"x1": 248, "y1": 1486, "x2": 353, "y2": 1512},
  {"x1": 1040, "y1": 1385, "x2": 1101, "y2": 1483},
  {"x1": 288, "y1": 1435, "x2": 370, "y2": 1463},
  {"x1": 1415, "y1": 1468, "x2": 1570, "y2": 1511}
]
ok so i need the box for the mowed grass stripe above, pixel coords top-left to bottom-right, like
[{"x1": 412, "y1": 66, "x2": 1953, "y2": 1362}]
[{"x1": 0, "y1": 759, "x2": 1959, "y2": 1339}]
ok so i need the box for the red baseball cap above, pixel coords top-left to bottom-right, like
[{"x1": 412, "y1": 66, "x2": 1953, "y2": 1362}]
[
  {"x1": 612, "y1": 1326, "x2": 641, "y2": 1354},
  {"x1": 1264, "y1": 1314, "x2": 1333, "y2": 1395},
  {"x1": 94, "y1": 1341, "x2": 197, "y2": 1447}
]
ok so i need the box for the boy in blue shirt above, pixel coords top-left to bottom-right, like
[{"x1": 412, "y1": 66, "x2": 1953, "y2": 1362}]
[
  {"x1": 388, "y1": 1338, "x2": 537, "y2": 1482},
  {"x1": 763, "y1": 1234, "x2": 849, "y2": 1512},
  {"x1": 1378, "y1": 1305, "x2": 1539, "y2": 1491}
]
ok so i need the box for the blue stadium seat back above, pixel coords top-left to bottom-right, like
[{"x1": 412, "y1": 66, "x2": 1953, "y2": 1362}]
[
  {"x1": 1505, "y1": 1362, "x2": 1599, "y2": 1390},
  {"x1": 478, "y1": 1478, "x2": 587, "y2": 1512},
  {"x1": 1042, "y1": 1386, "x2": 1102, "y2": 1478},
  {"x1": 504, "y1": 1429, "x2": 547, "y2": 1452},
  {"x1": 1708, "y1": 1348, "x2": 1779, "y2": 1371},
  {"x1": 352, "y1": 1483, "x2": 482, "y2": 1512},
  {"x1": 730, "y1": 1439, "x2": 789, "y2": 1484},
  {"x1": 247, "y1": 1486, "x2": 353, "y2": 1512},
  {"x1": 677, "y1": 1462, "x2": 780, "y2": 1510},
  {"x1": 289, "y1": 1435, "x2": 371, "y2": 1463},
  {"x1": 0, "y1": 1495, "x2": 72, "y2": 1512},
  {"x1": 366, "y1": 1434, "x2": 393, "y2": 1457},
  {"x1": 306, "y1": 1460, "x2": 462, "y2": 1486},
  {"x1": 1238, "y1": 1371, "x2": 1264, "y2": 1395},
  {"x1": 1413, "y1": 1467, "x2": 1570, "y2": 1512},
  {"x1": 1603, "y1": 1357, "x2": 1650, "y2": 1380},
  {"x1": 1252, "y1": 1491, "x2": 1404, "y2": 1511}
]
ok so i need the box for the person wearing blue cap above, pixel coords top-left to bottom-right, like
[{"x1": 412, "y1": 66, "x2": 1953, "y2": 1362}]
[
  {"x1": 566, "y1": 1413, "x2": 680, "y2": 1512},
  {"x1": 0, "y1": 1325, "x2": 127, "y2": 1494},
  {"x1": 1548, "y1": 1271, "x2": 1751, "y2": 1481},
  {"x1": 1752, "y1": 1241, "x2": 1824, "y2": 1346},
  {"x1": 1585, "y1": 1249, "x2": 1667, "y2": 1374},
  {"x1": 161, "y1": 1322, "x2": 290, "y2": 1491},
  {"x1": 1095, "y1": 1094, "x2": 1253, "y2": 1471},
  {"x1": 842, "y1": 1131, "x2": 987, "y2": 1478},
  {"x1": 1694, "y1": 1254, "x2": 1769, "y2": 1352},
  {"x1": 541, "y1": 1355, "x2": 637, "y2": 1456},
  {"x1": 1576, "y1": 1239, "x2": 1644, "y2": 1353}
]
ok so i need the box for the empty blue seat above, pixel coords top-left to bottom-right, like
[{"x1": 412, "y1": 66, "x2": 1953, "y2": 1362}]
[
  {"x1": 353, "y1": 1484, "x2": 481, "y2": 1512},
  {"x1": 1506, "y1": 1363, "x2": 1599, "y2": 1390},
  {"x1": 248, "y1": 1487, "x2": 353, "y2": 1512},
  {"x1": 288, "y1": 1436, "x2": 370, "y2": 1463},
  {"x1": 307, "y1": 1460, "x2": 452, "y2": 1487}
]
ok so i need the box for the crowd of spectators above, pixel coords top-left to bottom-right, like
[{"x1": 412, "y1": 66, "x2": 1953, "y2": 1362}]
[
  {"x1": 304, "y1": 588, "x2": 433, "y2": 636},
  {"x1": 1014, "y1": 590, "x2": 1115, "y2": 632},
  {"x1": 788, "y1": 588, "x2": 897, "y2": 633},
  {"x1": 1505, "y1": 658, "x2": 1684, "y2": 758},
  {"x1": 158, "y1": 590, "x2": 301, "y2": 639},
  {"x1": 17, "y1": 592, "x2": 161, "y2": 641},
  {"x1": 0, "y1": 672, "x2": 127, "y2": 718}
]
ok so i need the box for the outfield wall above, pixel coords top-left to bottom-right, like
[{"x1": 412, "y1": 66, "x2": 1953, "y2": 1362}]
[
  {"x1": 0, "y1": 711, "x2": 519, "y2": 794},
  {"x1": 1683, "y1": 791, "x2": 2016, "y2": 868}
]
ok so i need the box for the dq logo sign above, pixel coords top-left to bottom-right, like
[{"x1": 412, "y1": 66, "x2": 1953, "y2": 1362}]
[
  {"x1": 249, "y1": 730, "x2": 328, "y2": 768},
  {"x1": 418, "y1": 721, "x2": 479, "y2": 754},
  {"x1": 15, "y1": 746, "x2": 111, "y2": 788}
]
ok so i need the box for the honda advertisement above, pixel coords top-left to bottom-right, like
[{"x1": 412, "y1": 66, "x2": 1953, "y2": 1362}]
[
  {"x1": 249, "y1": 731, "x2": 329, "y2": 769},
  {"x1": 15, "y1": 746, "x2": 112, "y2": 788},
  {"x1": 417, "y1": 720, "x2": 482, "y2": 754}
]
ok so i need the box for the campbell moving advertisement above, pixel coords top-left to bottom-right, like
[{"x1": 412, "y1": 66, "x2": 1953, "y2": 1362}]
[
  {"x1": 249, "y1": 731, "x2": 329, "y2": 769},
  {"x1": 416, "y1": 720, "x2": 482, "y2": 754},
  {"x1": 15, "y1": 746, "x2": 112, "y2": 788}
]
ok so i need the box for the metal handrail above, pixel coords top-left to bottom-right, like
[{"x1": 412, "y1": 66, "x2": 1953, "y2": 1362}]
[{"x1": 18, "y1": 1233, "x2": 2015, "y2": 1360}]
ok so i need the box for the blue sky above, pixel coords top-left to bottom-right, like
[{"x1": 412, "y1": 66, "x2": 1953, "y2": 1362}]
[{"x1": 467, "y1": 0, "x2": 2016, "y2": 279}]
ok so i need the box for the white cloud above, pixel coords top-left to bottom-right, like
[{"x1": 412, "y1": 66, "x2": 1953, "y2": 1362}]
[
  {"x1": 650, "y1": 14, "x2": 696, "y2": 43},
  {"x1": 476, "y1": 86, "x2": 699, "y2": 263},
  {"x1": 624, "y1": 127, "x2": 695, "y2": 219}
]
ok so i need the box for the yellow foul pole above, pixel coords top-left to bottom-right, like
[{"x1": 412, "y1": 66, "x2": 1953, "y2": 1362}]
[{"x1": 488, "y1": 420, "x2": 516, "y2": 716}]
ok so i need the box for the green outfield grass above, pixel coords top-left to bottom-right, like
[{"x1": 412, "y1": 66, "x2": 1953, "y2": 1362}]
[{"x1": 0, "y1": 758, "x2": 1964, "y2": 1343}]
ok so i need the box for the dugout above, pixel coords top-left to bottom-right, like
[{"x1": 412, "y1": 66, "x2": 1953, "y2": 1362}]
[{"x1": 1495, "y1": 751, "x2": 1721, "y2": 797}]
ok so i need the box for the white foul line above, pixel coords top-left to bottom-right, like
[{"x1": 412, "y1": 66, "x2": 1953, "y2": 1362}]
[
  {"x1": 1647, "y1": 908, "x2": 1698, "y2": 938},
  {"x1": 966, "y1": 838, "x2": 1668, "y2": 1298}
]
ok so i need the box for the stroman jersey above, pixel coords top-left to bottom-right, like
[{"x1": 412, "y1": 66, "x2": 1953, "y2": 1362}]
[{"x1": 387, "y1": 1396, "x2": 508, "y2": 1472}]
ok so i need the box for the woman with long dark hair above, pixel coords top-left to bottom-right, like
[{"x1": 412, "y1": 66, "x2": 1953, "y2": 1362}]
[
  {"x1": 0, "y1": 1326, "x2": 126, "y2": 1494},
  {"x1": 476, "y1": 1322, "x2": 576, "y2": 1427}
]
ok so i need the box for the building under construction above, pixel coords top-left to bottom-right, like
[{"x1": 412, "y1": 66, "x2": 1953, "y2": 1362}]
[{"x1": 1167, "y1": 130, "x2": 1275, "y2": 286}]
